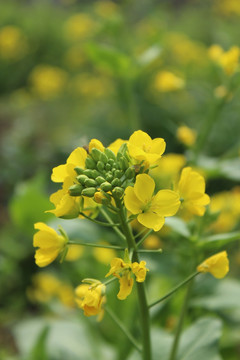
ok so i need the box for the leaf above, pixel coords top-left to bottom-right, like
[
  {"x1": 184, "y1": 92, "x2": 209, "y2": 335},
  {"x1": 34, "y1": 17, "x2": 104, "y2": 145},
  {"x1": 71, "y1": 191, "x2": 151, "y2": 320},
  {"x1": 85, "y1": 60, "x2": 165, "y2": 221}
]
[
  {"x1": 177, "y1": 317, "x2": 223, "y2": 360},
  {"x1": 27, "y1": 326, "x2": 49, "y2": 360},
  {"x1": 219, "y1": 158, "x2": 240, "y2": 181},
  {"x1": 137, "y1": 45, "x2": 162, "y2": 67},
  {"x1": 191, "y1": 279, "x2": 240, "y2": 311},
  {"x1": 165, "y1": 217, "x2": 191, "y2": 238},
  {"x1": 197, "y1": 231, "x2": 240, "y2": 249}
]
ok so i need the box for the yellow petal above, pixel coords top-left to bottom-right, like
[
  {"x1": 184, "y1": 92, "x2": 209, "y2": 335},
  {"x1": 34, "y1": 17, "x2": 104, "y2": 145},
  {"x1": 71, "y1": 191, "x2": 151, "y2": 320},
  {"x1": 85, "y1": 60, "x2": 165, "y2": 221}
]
[
  {"x1": 134, "y1": 174, "x2": 155, "y2": 204},
  {"x1": 51, "y1": 164, "x2": 69, "y2": 183},
  {"x1": 35, "y1": 248, "x2": 60, "y2": 267},
  {"x1": 67, "y1": 147, "x2": 87, "y2": 167},
  {"x1": 151, "y1": 190, "x2": 180, "y2": 216},
  {"x1": 89, "y1": 139, "x2": 104, "y2": 152},
  {"x1": 197, "y1": 251, "x2": 229, "y2": 279},
  {"x1": 150, "y1": 138, "x2": 166, "y2": 155},
  {"x1": 129, "y1": 130, "x2": 152, "y2": 148},
  {"x1": 124, "y1": 186, "x2": 143, "y2": 214},
  {"x1": 117, "y1": 275, "x2": 134, "y2": 300},
  {"x1": 108, "y1": 139, "x2": 126, "y2": 154},
  {"x1": 34, "y1": 222, "x2": 58, "y2": 236},
  {"x1": 137, "y1": 212, "x2": 165, "y2": 231}
]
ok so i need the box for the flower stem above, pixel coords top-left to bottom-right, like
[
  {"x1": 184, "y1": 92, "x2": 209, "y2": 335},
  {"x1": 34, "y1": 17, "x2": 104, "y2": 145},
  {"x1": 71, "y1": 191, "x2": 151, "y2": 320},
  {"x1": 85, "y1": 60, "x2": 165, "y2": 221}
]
[
  {"x1": 100, "y1": 208, "x2": 126, "y2": 243},
  {"x1": 148, "y1": 272, "x2": 199, "y2": 308},
  {"x1": 168, "y1": 278, "x2": 194, "y2": 360},
  {"x1": 136, "y1": 229, "x2": 154, "y2": 248},
  {"x1": 105, "y1": 306, "x2": 142, "y2": 353},
  {"x1": 114, "y1": 197, "x2": 152, "y2": 360},
  {"x1": 68, "y1": 241, "x2": 125, "y2": 251}
]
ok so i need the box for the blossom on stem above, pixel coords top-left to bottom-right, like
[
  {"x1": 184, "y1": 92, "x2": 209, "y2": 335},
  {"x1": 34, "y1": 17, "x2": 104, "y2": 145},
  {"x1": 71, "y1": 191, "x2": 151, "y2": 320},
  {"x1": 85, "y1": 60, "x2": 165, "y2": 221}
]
[
  {"x1": 33, "y1": 223, "x2": 68, "y2": 267},
  {"x1": 75, "y1": 282, "x2": 106, "y2": 320},
  {"x1": 124, "y1": 174, "x2": 180, "y2": 231},
  {"x1": 197, "y1": 251, "x2": 229, "y2": 279}
]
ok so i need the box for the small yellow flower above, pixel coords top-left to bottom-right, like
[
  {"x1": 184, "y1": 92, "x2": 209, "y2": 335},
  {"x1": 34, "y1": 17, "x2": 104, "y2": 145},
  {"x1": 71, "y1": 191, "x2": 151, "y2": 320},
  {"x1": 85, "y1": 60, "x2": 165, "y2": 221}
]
[
  {"x1": 33, "y1": 223, "x2": 67, "y2": 267},
  {"x1": 177, "y1": 126, "x2": 196, "y2": 147},
  {"x1": 0, "y1": 26, "x2": 28, "y2": 60},
  {"x1": 154, "y1": 71, "x2": 185, "y2": 92},
  {"x1": 128, "y1": 130, "x2": 166, "y2": 167},
  {"x1": 64, "y1": 13, "x2": 97, "y2": 41},
  {"x1": 124, "y1": 174, "x2": 180, "y2": 231},
  {"x1": 219, "y1": 46, "x2": 240, "y2": 76},
  {"x1": 208, "y1": 44, "x2": 224, "y2": 62},
  {"x1": 197, "y1": 251, "x2": 229, "y2": 279},
  {"x1": 106, "y1": 257, "x2": 148, "y2": 300},
  {"x1": 65, "y1": 244, "x2": 84, "y2": 261},
  {"x1": 176, "y1": 167, "x2": 210, "y2": 216},
  {"x1": 89, "y1": 139, "x2": 105, "y2": 153},
  {"x1": 75, "y1": 282, "x2": 106, "y2": 319}
]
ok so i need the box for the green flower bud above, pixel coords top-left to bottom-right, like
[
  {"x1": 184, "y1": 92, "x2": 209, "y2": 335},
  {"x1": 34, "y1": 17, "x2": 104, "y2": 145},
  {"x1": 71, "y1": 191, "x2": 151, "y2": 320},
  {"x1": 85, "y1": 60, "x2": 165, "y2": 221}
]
[
  {"x1": 114, "y1": 169, "x2": 123, "y2": 178},
  {"x1": 74, "y1": 166, "x2": 84, "y2": 175},
  {"x1": 85, "y1": 157, "x2": 96, "y2": 169},
  {"x1": 112, "y1": 186, "x2": 124, "y2": 198},
  {"x1": 125, "y1": 167, "x2": 135, "y2": 179},
  {"x1": 112, "y1": 178, "x2": 121, "y2": 187},
  {"x1": 100, "y1": 152, "x2": 108, "y2": 164},
  {"x1": 91, "y1": 148, "x2": 102, "y2": 162},
  {"x1": 118, "y1": 156, "x2": 129, "y2": 171},
  {"x1": 84, "y1": 169, "x2": 95, "y2": 178},
  {"x1": 69, "y1": 184, "x2": 83, "y2": 196},
  {"x1": 97, "y1": 161, "x2": 105, "y2": 172},
  {"x1": 104, "y1": 148, "x2": 116, "y2": 160},
  {"x1": 108, "y1": 158, "x2": 115, "y2": 166},
  {"x1": 84, "y1": 178, "x2": 97, "y2": 187},
  {"x1": 77, "y1": 174, "x2": 89, "y2": 185},
  {"x1": 82, "y1": 187, "x2": 96, "y2": 197},
  {"x1": 91, "y1": 170, "x2": 99, "y2": 178},
  {"x1": 95, "y1": 176, "x2": 106, "y2": 185},
  {"x1": 100, "y1": 181, "x2": 112, "y2": 192},
  {"x1": 106, "y1": 173, "x2": 113, "y2": 182},
  {"x1": 105, "y1": 163, "x2": 111, "y2": 171}
]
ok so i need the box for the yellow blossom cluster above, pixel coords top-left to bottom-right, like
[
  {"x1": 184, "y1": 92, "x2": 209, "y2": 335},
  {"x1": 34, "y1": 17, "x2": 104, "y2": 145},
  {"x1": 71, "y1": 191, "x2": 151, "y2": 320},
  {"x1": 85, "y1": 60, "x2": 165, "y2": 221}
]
[{"x1": 208, "y1": 45, "x2": 240, "y2": 76}]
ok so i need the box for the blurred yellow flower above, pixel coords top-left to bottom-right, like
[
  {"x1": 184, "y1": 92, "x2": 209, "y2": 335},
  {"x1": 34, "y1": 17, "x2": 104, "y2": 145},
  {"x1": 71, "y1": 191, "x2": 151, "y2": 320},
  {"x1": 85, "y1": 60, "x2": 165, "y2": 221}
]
[
  {"x1": 29, "y1": 65, "x2": 68, "y2": 99},
  {"x1": 214, "y1": 0, "x2": 240, "y2": 16},
  {"x1": 33, "y1": 223, "x2": 68, "y2": 267},
  {"x1": 209, "y1": 45, "x2": 240, "y2": 76},
  {"x1": 75, "y1": 282, "x2": 106, "y2": 319},
  {"x1": 108, "y1": 138, "x2": 127, "y2": 155},
  {"x1": 197, "y1": 251, "x2": 229, "y2": 279},
  {"x1": 89, "y1": 138, "x2": 105, "y2": 152},
  {"x1": 106, "y1": 257, "x2": 148, "y2": 300},
  {"x1": 143, "y1": 234, "x2": 162, "y2": 249},
  {"x1": 177, "y1": 126, "x2": 196, "y2": 147},
  {"x1": 150, "y1": 153, "x2": 186, "y2": 184},
  {"x1": 0, "y1": 26, "x2": 28, "y2": 60},
  {"x1": 94, "y1": 1, "x2": 119, "y2": 18},
  {"x1": 65, "y1": 244, "x2": 84, "y2": 261},
  {"x1": 154, "y1": 71, "x2": 185, "y2": 92},
  {"x1": 64, "y1": 13, "x2": 97, "y2": 41},
  {"x1": 208, "y1": 44, "x2": 224, "y2": 61},
  {"x1": 124, "y1": 174, "x2": 180, "y2": 231},
  {"x1": 72, "y1": 73, "x2": 113, "y2": 98},
  {"x1": 93, "y1": 243, "x2": 116, "y2": 264},
  {"x1": 128, "y1": 130, "x2": 166, "y2": 167},
  {"x1": 176, "y1": 167, "x2": 210, "y2": 216}
]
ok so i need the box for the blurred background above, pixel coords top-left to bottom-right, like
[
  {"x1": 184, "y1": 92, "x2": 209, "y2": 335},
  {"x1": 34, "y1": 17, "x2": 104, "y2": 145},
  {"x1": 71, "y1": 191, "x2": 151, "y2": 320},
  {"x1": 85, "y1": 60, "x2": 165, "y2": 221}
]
[{"x1": 1, "y1": 0, "x2": 240, "y2": 359}]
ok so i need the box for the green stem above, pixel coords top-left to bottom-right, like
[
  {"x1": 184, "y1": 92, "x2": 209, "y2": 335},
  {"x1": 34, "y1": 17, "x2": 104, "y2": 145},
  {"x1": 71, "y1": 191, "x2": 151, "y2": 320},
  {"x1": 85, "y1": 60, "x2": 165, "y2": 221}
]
[
  {"x1": 114, "y1": 197, "x2": 152, "y2": 360},
  {"x1": 105, "y1": 306, "x2": 142, "y2": 353},
  {"x1": 137, "y1": 229, "x2": 154, "y2": 248},
  {"x1": 168, "y1": 278, "x2": 194, "y2": 360},
  {"x1": 68, "y1": 241, "x2": 125, "y2": 251},
  {"x1": 149, "y1": 272, "x2": 199, "y2": 308},
  {"x1": 79, "y1": 212, "x2": 120, "y2": 227},
  {"x1": 100, "y1": 208, "x2": 126, "y2": 243}
]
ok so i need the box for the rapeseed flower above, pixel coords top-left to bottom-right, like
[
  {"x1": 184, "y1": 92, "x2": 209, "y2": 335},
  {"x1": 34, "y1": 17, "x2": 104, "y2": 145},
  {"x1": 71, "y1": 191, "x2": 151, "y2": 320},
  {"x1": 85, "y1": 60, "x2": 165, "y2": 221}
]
[
  {"x1": 127, "y1": 130, "x2": 166, "y2": 167},
  {"x1": 177, "y1": 126, "x2": 196, "y2": 147},
  {"x1": 0, "y1": 26, "x2": 28, "y2": 60},
  {"x1": 197, "y1": 251, "x2": 229, "y2": 279},
  {"x1": 105, "y1": 257, "x2": 148, "y2": 300},
  {"x1": 33, "y1": 223, "x2": 68, "y2": 267},
  {"x1": 176, "y1": 167, "x2": 210, "y2": 216},
  {"x1": 154, "y1": 71, "x2": 185, "y2": 92},
  {"x1": 124, "y1": 174, "x2": 180, "y2": 231},
  {"x1": 75, "y1": 282, "x2": 106, "y2": 319}
]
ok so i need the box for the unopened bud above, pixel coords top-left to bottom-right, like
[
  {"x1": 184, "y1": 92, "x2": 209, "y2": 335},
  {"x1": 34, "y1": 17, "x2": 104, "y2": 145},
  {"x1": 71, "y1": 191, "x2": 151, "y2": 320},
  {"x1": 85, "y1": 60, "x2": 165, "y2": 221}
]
[
  {"x1": 97, "y1": 161, "x2": 105, "y2": 172},
  {"x1": 74, "y1": 166, "x2": 84, "y2": 175},
  {"x1": 83, "y1": 169, "x2": 95, "y2": 178},
  {"x1": 112, "y1": 178, "x2": 121, "y2": 187},
  {"x1": 91, "y1": 148, "x2": 102, "y2": 162},
  {"x1": 82, "y1": 187, "x2": 96, "y2": 197},
  {"x1": 114, "y1": 170, "x2": 123, "y2": 178},
  {"x1": 119, "y1": 156, "x2": 129, "y2": 170},
  {"x1": 85, "y1": 157, "x2": 96, "y2": 169},
  {"x1": 106, "y1": 173, "x2": 113, "y2": 182},
  {"x1": 108, "y1": 158, "x2": 115, "y2": 166},
  {"x1": 100, "y1": 152, "x2": 108, "y2": 164},
  {"x1": 104, "y1": 148, "x2": 116, "y2": 160},
  {"x1": 77, "y1": 175, "x2": 89, "y2": 185},
  {"x1": 94, "y1": 191, "x2": 110, "y2": 205},
  {"x1": 84, "y1": 178, "x2": 97, "y2": 187},
  {"x1": 105, "y1": 163, "x2": 111, "y2": 171},
  {"x1": 69, "y1": 184, "x2": 83, "y2": 196},
  {"x1": 95, "y1": 176, "x2": 105, "y2": 185},
  {"x1": 125, "y1": 167, "x2": 135, "y2": 179},
  {"x1": 112, "y1": 186, "x2": 124, "y2": 198},
  {"x1": 100, "y1": 182, "x2": 112, "y2": 192}
]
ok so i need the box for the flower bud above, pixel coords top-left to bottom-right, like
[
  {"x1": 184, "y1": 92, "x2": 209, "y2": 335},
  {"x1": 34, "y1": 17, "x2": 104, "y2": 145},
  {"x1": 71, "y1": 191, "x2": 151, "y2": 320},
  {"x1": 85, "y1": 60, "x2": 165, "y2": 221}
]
[
  {"x1": 85, "y1": 157, "x2": 96, "y2": 169},
  {"x1": 95, "y1": 176, "x2": 106, "y2": 185},
  {"x1": 82, "y1": 187, "x2": 96, "y2": 197},
  {"x1": 118, "y1": 156, "x2": 129, "y2": 171},
  {"x1": 104, "y1": 148, "x2": 116, "y2": 160},
  {"x1": 94, "y1": 191, "x2": 110, "y2": 205},
  {"x1": 91, "y1": 170, "x2": 99, "y2": 178},
  {"x1": 100, "y1": 152, "x2": 108, "y2": 164},
  {"x1": 77, "y1": 175, "x2": 89, "y2": 185},
  {"x1": 112, "y1": 187, "x2": 124, "y2": 198},
  {"x1": 114, "y1": 170, "x2": 123, "y2": 178},
  {"x1": 106, "y1": 173, "x2": 113, "y2": 182},
  {"x1": 84, "y1": 178, "x2": 97, "y2": 187},
  {"x1": 100, "y1": 182, "x2": 112, "y2": 192},
  {"x1": 125, "y1": 167, "x2": 135, "y2": 179},
  {"x1": 105, "y1": 163, "x2": 111, "y2": 171},
  {"x1": 112, "y1": 178, "x2": 121, "y2": 187},
  {"x1": 75, "y1": 166, "x2": 84, "y2": 175},
  {"x1": 91, "y1": 148, "x2": 102, "y2": 162},
  {"x1": 108, "y1": 158, "x2": 115, "y2": 166},
  {"x1": 97, "y1": 161, "x2": 105, "y2": 172},
  {"x1": 84, "y1": 169, "x2": 95, "y2": 178},
  {"x1": 69, "y1": 184, "x2": 83, "y2": 196}
]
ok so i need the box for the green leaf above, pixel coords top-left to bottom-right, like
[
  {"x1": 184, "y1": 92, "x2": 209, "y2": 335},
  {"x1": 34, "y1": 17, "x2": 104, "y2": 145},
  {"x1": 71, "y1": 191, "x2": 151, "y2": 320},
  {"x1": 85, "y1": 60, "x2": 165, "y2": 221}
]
[
  {"x1": 191, "y1": 279, "x2": 240, "y2": 311},
  {"x1": 165, "y1": 217, "x2": 191, "y2": 238},
  {"x1": 27, "y1": 326, "x2": 49, "y2": 360},
  {"x1": 197, "y1": 231, "x2": 240, "y2": 249}
]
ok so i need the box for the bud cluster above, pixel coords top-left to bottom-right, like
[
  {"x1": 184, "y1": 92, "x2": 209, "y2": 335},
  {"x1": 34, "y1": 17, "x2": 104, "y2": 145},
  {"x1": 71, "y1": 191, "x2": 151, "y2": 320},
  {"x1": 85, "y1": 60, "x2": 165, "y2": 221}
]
[{"x1": 69, "y1": 145, "x2": 136, "y2": 201}]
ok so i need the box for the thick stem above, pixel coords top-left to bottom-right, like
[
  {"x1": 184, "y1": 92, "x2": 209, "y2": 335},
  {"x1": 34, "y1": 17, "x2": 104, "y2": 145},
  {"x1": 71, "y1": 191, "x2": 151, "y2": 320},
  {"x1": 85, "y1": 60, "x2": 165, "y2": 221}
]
[
  {"x1": 114, "y1": 197, "x2": 152, "y2": 360},
  {"x1": 168, "y1": 279, "x2": 194, "y2": 360}
]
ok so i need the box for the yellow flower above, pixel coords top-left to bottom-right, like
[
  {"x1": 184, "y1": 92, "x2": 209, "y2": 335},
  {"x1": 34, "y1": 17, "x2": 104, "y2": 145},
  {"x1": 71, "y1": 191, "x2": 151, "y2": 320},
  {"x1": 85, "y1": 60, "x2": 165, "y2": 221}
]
[
  {"x1": 93, "y1": 242, "x2": 116, "y2": 265},
  {"x1": 128, "y1": 130, "x2": 166, "y2": 167},
  {"x1": 94, "y1": 1, "x2": 119, "y2": 18},
  {"x1": 176, "y1": 167, "x2": 210, "y2": 216},
  {"x1": 65, "y1": 244, "x2": 84, "y2": 261},
  {"x1": 197, "y1": 251, "x2": 229, "y2": 279},
  {"x1": 33, "y1": 223, "x2": 67, "y2": 267},
  {"x1": 208, "y1": 44, "x2": 224, "y2": 62},
  {"x1": 219, "y1": 46, "x2": 240, "y2": 75},
  {"x1": 89, "y1": 139, "x2": 105, "y2": 153},
  {"x1": 154, "y1": 71, "x2": 185, "y2": 92},
  {"x1": 108, "y1": 138, "x2": 127, "y2": 155},
  {"x1": 29, "y1": 65, "x2": 67, "y2": 99},
  {"x1": 177, "y1": 126, "x2": 196, "y2": 147},
  {"x1": 51, "y1": 147, "x2": 87, "y2": 183},
  {"x1": 64, "y1": 13, "x2": 97, "y2": 41},
  {"x1": 0, "y1": 26, "x2": 28, "y2": 60},
  {"x1": 75, "y1": 282, "x2": 106, "y2": 319},
  {"x1": 124, "y1": 174, "x2": 180, "y2": 231},
  {"x1": 106, "y1": 257, "x2": 148, "y2": 300}
]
